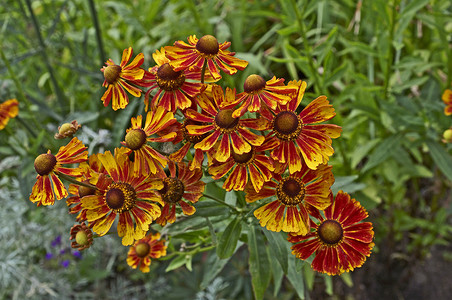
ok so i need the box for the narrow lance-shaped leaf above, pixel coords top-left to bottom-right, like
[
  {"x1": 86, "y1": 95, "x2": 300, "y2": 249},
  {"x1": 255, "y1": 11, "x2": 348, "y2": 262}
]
[
  {"x1": 426, "y1": 139, "x2": 452, "y2": 182},
  {"x1": 216, "y1": 216, "x2": 242, "y2": 259},
  {"x1": 248, "y1": 225, "x2": 271, "y2": 300}
]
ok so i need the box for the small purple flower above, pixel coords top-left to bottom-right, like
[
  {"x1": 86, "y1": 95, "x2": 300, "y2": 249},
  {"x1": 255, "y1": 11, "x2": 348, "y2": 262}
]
[
  {"x1": 59, "y1": 248, "x2": 68, "y2": 255},
  {"x1": 51, "y1": 235, "x2": 62, "y2": 247},
  {"x1": 45, "y1": 253, "x2": 53, "y2": 260},
  {"x1": 61, "y1": 260, "x2": 70, "y2": 268},
  {"x1": 72, "y1": 250, "x2": 82, "y2": 259}
]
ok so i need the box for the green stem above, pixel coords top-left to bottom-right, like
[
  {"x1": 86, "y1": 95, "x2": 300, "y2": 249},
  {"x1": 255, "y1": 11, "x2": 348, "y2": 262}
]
[
  {"x1": 383, "y1": 0, "x2": 398, "y2": 100},
  {"x1": 88, "y1": 0, "x2": 106, "y2": 65},
  {"x1": 200, "y1": 59, "x2": 207, "y2": 84},
  {"x1": 57, "y1": 172, "x2": 98, "y2": 190},
  {"x1": 203, "y1": 193, "x2": 241, "y2": 213},
  {"x1": 289, "y1": 0, "x2": 323, "y2": 94},
  {"x1": 162, "y1": 244, "x2": 216, "y2": 260},
  {"x1": 24, "y1": 0, "x2": 66, "y2": 109}
]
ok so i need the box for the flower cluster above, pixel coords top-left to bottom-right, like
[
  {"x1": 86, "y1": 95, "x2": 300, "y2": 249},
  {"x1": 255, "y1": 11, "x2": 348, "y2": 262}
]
[{"x1": 29, "y1": 34, "x2": 373, "y2": 275}]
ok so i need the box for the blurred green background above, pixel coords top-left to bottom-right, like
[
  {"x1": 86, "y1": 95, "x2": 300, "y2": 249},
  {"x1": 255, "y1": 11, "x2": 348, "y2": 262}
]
[{"x1": 1, "y1": 0, "x2": 452, "y2": 299}]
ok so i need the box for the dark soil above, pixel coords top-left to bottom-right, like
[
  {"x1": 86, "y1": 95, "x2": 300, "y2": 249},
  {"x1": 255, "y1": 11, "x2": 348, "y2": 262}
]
[{"x1": 310, "y1": 244, "x2": 452, "y2": 300}]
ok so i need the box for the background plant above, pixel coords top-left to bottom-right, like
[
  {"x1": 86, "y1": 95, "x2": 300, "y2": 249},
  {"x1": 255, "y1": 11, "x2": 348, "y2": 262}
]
[{"x1": 1, "y1": 0, "x2": 452, "y2": 299}]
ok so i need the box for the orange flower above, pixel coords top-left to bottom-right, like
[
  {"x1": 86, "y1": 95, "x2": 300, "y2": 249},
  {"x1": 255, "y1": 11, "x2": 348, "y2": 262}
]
[
  {"x1": 232, "y1": 75, "x2": 297, "y2": 118},
  {"x1": 154, "y1": 161, "x2": 205, "y2": 226},
  {"x1": 185, "y1": 85, "x2": 266, "y2": 163},
  {"x1": 121, "y1": 106, "x2": 177, "y2": 175},
  {"x1": 208, "y1": 138, "x2": 278, "y2": 192},
  {"x1": 127, "y1": 232, "x2": 167, "y2": 273},
  {"x1": 101, "y1": 47, "x2": 146, "y2": 111},
  {"x1": 261, "y1": 80, "x2": 342, "y2": 172},
  {"x1": 81, "y1": 148, "x2": 163, "y2": 246},
  {"x1": 30, "y1": 137, "x2": 88, "y2": 206},
  {"x1": 143, "y1": 48, "x2": 207, "y2": 112},
  {"x1": 245, "y1": 164, "x2": 334, "y2": 236},
  {"x1": 442, "y1": 89, "x2": 452, "y2": 116},
  {"x1": 289, "y1": 191, "x2": 374, "y2": 276},
  {"x1": 165, "y1": 35, "x2": 248, "y2": 80},
  {"x1": 0, "y1": 99, "x2": 19, "y2": 130}
]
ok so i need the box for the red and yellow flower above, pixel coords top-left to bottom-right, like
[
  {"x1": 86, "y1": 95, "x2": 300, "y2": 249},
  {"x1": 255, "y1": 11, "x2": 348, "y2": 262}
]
[
  {"x1": 127, "y1": 232, "x2": 167, "y2": 273},
  {"x1": 288, "y1": 191, "x2": 374, "y2": 276},
  {"x1": 261, "y1": 80, "x2": 342, "y2": 172},
  {"x1": 245, "y1": 163, "x2": 334, "y2": 236},
  {"x1": 442, "y1": 88, "x2": 452, "y2": 116},
  {"x1": 81, "y1": 148, "x2": 163, "y2": 246},
  {"x1": 143, "y1": 48, "x2": 207, "y2": 112},
  {"x1": 154, "y1": 161, "x2": 205, "y2": 226},
  {"x1": 30, "y1": 137, "x2": 88, "y2": 206},
  {"x1": 185, "y1": 85, "x2": 266, "y2": 163},
  {"x1": 101, "y1": 47, "x2": 146, "y2": 111},
  {"x1": 232, "y1": 75, "x2": 297, "y2": 118},
  {"x1": 66, "y1": 154, "x2": 105, "y2": 222},
  {"x1": 121, "y1": 106, "x2": 177, "y2": 175},
  {"x1": 0, "y1": 99, "x2": 19, "y2": 130},
  {"x1": 165, "y1": 35, "x2": 248, "y2": 80},
  {"x1": 208, "y1": 138, "x2": 278, "y2": 192}
]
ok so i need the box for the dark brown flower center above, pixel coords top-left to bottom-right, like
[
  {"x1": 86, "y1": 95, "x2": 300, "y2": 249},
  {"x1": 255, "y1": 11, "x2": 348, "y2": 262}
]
[
  {"x1": 273, "y1": 111, "x2": 302, "y2": 141},
  {"x1": 196, "y1": 35, "x2": 220, "y2": 55},
  {"x1": 244, "y1": 74, "x2": 266, "y2": 93},
  {"x1": 318, "y1": 220, "x2": 343, "y2": 245},
  {"x1": 231, "y1": 148, "x2": 255, "y2": 165},
  {"x1": 103, "y1": 65, "x2": 122, "y2": 84},
  {"x1": 156, "y1": 63, "x2": 185, "y2": 91},
  {"x1": 159, "y1": 177, "x2": 185, "y2": 204},
  {"x1": 105, "y1": 182, "x2": 136, "y2": 213},
  {"x1": 135, "y1": 242, "x2": 151, "y2": 258},
  {"x1": 215, "y1": 109, "x2": 239, "y2": 131},
  {"x1": 34, "y1": 153, "x2": 57, "y2": 176},
  {"x1": 125, "y1": 129, "x2": 147, "y2": 150},
  {"x1": 276, "y1": 177, "x2": 305, "y2": 206}
]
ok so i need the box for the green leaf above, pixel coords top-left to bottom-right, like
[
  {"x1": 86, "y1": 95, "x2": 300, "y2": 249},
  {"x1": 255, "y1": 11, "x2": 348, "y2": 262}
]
[
  {"x1": 269, "y1": 247, "x2": 284, "y2": 297},
  {"x1": 194, "y1": 200, "x2": 230, "y2": 217},
  {"x1": 362, "y1": 133, "x2": 403, "y2": 172},
  {"x1": 426, "y1": 140, "x2": 452, "y2": 182},
  {"x1": 248, "y1": 225, "x2": 271, "y2": 300},
  {"x1": 165, "y1": 254, "x2": 189, "y2": 272},
  {"x1": 302, "y1": 264, "x2": 315, "y2": 291},
  {"x1": 216, "y1": 216, "x2": 242, "y2": 259},
  {"x1": 287, "y1": 255, "x2": 305, "y2": 299},
  {"x1": 200, "y1": 252, "x2": 231, "y2": 290},
  {"x1": 262, "y1": 229, "x2": 289, "y2": 274},
  {"x1": 350, "y1": 139, "x2": 381, "y2": 169},
  {"x1": 332, "y1": 175, "x2": 366, "y2": 195}
]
